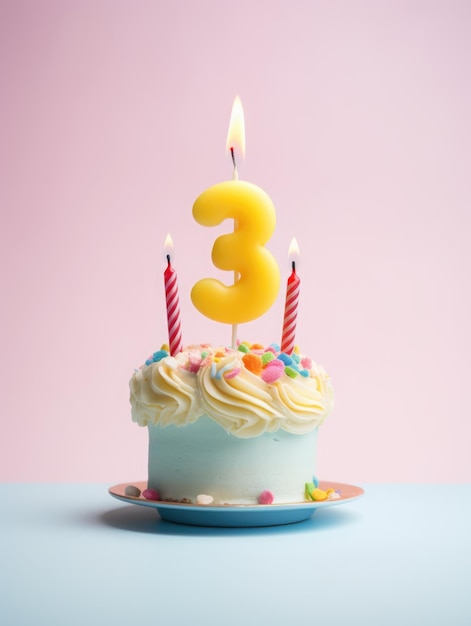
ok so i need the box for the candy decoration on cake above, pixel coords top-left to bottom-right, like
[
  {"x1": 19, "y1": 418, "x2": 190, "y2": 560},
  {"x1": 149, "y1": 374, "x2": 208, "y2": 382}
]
[
  {"x1": 142, "y1": 488, "x2": 161, "y2": 501},
  {"x1": 163, "y1": 234, "x2": 183, "y2": 356},
  {"x1": 124, "y1": 485, "x2": 141, "y2": 497},
  {"x1": 305, "y1": 482, "x2": 341, "y2": 501},
  {"x1": 258, "y1": 490, "x2": 275, "y2": 505},
  {"x1": 196, "y1": 494, "x2": 214, "y2": 505},
  {"x1": 281, "y1": 238, "x2": 301, "y2": 355}
]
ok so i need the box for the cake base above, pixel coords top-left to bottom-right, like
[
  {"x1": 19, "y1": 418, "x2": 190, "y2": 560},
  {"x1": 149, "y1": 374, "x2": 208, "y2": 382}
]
[{"x1": 148, "y1": 415, "x2": 318, "y2": 504}]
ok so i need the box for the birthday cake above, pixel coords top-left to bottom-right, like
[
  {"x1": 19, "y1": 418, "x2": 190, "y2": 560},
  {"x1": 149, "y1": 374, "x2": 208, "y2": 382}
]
[
  {"x1": 128, "y1": 96, "x2": 335, "y2": 507},
  {"x1": 129, "y1": 342, "x2": 333, "y2": 505}
]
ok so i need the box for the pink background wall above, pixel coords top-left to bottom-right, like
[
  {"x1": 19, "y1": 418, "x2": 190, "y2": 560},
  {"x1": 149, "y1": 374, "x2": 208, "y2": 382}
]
[{"x1": 1, "y1": 0, "x2": 470, "y2": 483}]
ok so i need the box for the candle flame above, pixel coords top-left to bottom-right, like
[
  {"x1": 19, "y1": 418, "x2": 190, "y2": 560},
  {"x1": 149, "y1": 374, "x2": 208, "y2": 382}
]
[
  {"x1": 288, "y1": 237, "x2": 300, "y2": 262},
  {"x1": 164, "y1": 233, "x2": 174, "y2": 257},
  {"x1": 226, "y1": 95, "x2": 245, "y2": 165}
]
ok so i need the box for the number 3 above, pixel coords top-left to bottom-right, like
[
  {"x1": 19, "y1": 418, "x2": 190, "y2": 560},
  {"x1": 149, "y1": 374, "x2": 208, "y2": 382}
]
[{"x1": 191, "y1": 180, "x2": 280, "y2": 324}]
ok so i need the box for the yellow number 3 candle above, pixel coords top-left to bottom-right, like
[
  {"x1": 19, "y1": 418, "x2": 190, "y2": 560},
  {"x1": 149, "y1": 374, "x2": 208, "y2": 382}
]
[{"x1": 191, "y1": 97, "x2": 280, "y2": 325}]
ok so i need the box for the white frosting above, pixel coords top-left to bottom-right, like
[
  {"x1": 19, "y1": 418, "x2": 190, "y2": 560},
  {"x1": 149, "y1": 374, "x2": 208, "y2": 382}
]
[
  {"x1": 147, "y1": 416, "x2": 319, "y2": 504},
  {"x1": 130, "y1": 357, "x2": 204, "y2": 428},
  {"x1": 130, "y1": 344, "x2": 333, "y2": 437}
]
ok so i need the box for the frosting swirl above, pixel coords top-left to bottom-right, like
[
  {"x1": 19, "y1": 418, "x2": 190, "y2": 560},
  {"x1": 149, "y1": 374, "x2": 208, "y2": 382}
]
[
  {"x1": 130, "y1": 353, "x2": 205, "y2": 427},
  {"x1": 130, "y1": 342, "x2": 333, "y2": 437}
]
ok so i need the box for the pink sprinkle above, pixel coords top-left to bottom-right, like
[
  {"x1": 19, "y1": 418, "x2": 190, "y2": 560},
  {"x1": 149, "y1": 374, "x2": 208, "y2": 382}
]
[
  {"x1": 258, "y1": 490, "x2": 274, "y2": 505},
  {"x1": 261, "y1": 366, "x2": 283, "y2": 383},
  {"x1": 187, "y1": 355, "x2": 202, "y2": 373},
  {"x1": 301, "y1": 357, "x2": 312, "y2": 369},
  {"x1": 142, "y1": 488, "x2": 160, "y2": 501},
  {"x1": 224, "y1": 367, "x2": 241, "y2": 380},
  {"x1": 267, "y1": 358, "x2": 284, "y2": 369},
  {"x1": 264, "y1": 346, "x2": 277, "y2": 354}
]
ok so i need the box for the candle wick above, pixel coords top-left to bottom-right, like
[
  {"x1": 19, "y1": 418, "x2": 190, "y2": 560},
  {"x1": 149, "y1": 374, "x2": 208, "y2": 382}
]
[
  {"x1": 166, "y1": 254, "x2": 171, "y2": 265},
  {"x1": 230, "y1": 147, "x2": 238, "y2": 180},
  {"x1": 292, "y1": 260, "x2": 296, "y2": 272}
]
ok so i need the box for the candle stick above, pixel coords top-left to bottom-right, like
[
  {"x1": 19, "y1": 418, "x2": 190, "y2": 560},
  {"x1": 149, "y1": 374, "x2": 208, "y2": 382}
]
[
  {"x1": 227, "y1": 96, "x2": 245, "y2": 347},
  {"x1": 163, "y1": 234, "x2": 183, "y2": 356},
  {"x1": 281, "y1": 238, "x2": 300, "y2": 354},
  {"x1": 230, "y1": 147, "x2": 239, "y2": 349}
]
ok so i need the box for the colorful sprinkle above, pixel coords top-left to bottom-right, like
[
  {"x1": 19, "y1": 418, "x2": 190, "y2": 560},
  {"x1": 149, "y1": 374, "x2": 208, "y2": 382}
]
[
  {"x1": 138, "y1": 342, "x2": 322, "y2": 395},
  {"x1": 142, "y1": 488, "x2": 160, "y2": 501},
  {"x1": 262, "y1": 364, "x2": 283, "y2": 382},
  {"x1": 305, "y1": 482, "x2": 332, "y2": 502},
  {"x1": 224, "y1": 367, "x2": 241, "y2": 380},
  {"x1": 261, "y1": 351, "x2": 275, "y2": 365},
  {"x1": 258, "y1": 490, "x2": 274, "y2": 505},
  {"x1": 215, "y1": 363, "x2": 233, "y2": 380},
  {"x1": 196, "y1": 494, "x2": 214, "y2": 505},
  {"x1": 242, "y1": 353, "x2": 263, "y2": 375},
  {"x1": 187, "y1": 355, "x2": 202, "y2": 373},
  {"x1": 124, "y1": 485, "x2": 141, "y2": 497},
  {"x1": 301, "y1": 357, "x2": 313, "y2": 369},
  {"x1": 305, "y1": 482, "x2": 316, "y2": 500},
  {"x1": 267, "y1": 358, "x2": 284, "y2": 370},
  {"x1": 145, "y1": 350, "x2": 169, "y2": 366},
  {"x1": 251, "y1": 343, "x2": 264, "y2": 350},
  {"x1": 311, "y1": 488, "x2": 329, "y2": 501},
  {"x1": 277, "y1": 353, "x2": 293, "y2": 366},
  {"x1": 237, "y1": 343, "x2": 250, "y2": 353}
]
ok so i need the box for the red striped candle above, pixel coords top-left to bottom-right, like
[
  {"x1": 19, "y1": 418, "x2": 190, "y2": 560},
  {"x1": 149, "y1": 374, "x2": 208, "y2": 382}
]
[
  {"x1": 164, "y1": 234, "x2": 183, "y2": 356},
  {"x1": 280, "y1": 238, "x2": 300, "y2": 354}
]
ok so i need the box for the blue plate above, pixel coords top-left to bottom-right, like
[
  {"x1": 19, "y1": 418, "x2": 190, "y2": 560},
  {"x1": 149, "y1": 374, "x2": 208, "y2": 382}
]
[{"x1": 109, "y1": 481, "x2": 364, "y2": 527}]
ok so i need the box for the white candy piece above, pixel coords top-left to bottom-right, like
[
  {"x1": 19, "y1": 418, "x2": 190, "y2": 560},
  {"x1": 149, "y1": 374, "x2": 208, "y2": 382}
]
[
  {"x1": 327, "y1": 491, "x2": 341, "y2": 500},
  {"x1": 196, "y1": 494, "x2": 214, "y2": 505}
]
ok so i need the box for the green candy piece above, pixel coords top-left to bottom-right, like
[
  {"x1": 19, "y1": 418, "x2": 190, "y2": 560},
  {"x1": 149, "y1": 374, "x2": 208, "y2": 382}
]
[
  {"x1": 238, "y1": 344, "x2": 250, "y2": 353},
  {"x1": 305, "y1": 482, "x2": 316, "y2": 501},
  {"x1": 261, "y1": 351, "x2": 275, "y2": 365},
  {"x1": 284, "y1": 365, "x2": 299, "y2": 378}
]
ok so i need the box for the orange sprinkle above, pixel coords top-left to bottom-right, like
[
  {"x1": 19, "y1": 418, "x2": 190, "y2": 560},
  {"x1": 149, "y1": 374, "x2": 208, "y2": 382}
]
[
  {"x1": 250, "y1": 343, "x2": 264, "y2": 350},
  {"x1": 242, "y1": 353, "x2": 263, "y2": 375}
]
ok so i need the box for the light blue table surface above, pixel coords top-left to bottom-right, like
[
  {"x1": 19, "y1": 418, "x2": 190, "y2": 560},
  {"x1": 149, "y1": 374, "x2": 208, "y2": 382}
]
[{"x1": 1, "y1": 483, "x2": 470, "y2": 626}]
